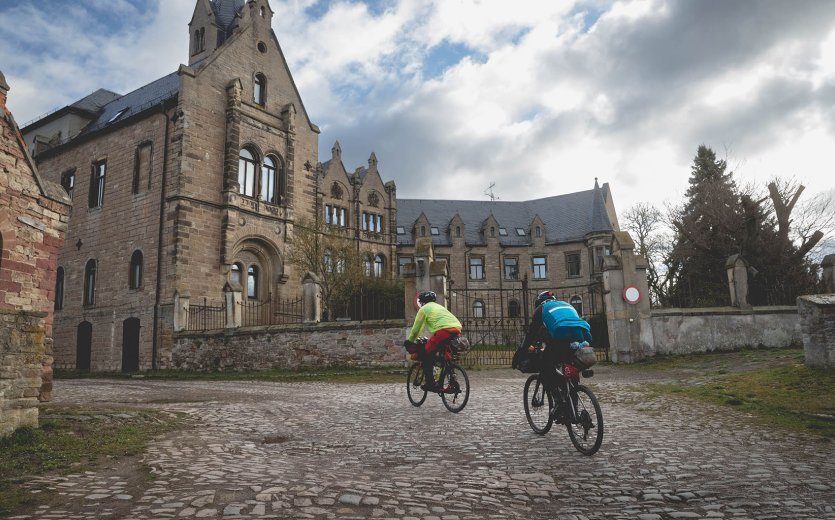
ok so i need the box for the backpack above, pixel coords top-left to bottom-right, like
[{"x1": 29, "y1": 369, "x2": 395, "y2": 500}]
[{"x1": 540, "y1": 300, "x2": 592, "y2": 344}]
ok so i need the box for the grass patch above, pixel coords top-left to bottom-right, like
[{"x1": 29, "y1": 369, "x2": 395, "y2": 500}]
[
  {"x1": 56, "y1": 365, "x2": 408, "y2": 384},
  {"x1": 622, "y1": 346, "x2": 805, "y2": 372},
  {"x1": 0, "y1": 405, "x2": 183, "y2": 515},
  {"x1": 651, "y1": 361, "x2": 835, "y2": 440}
]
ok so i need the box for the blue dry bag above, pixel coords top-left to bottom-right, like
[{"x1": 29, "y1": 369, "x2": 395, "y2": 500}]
[{"x1": 540, "y1": 300, "x2": 592, "y2": 343}]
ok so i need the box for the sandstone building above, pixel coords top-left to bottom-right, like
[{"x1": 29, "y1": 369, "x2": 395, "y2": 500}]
[
  {"x1": 396, "y1": 181, "x2": 619, "y2": 324},
  {"x1": 21, "y1": 0, "x2": 397, "y2": 371},
  {"x1": 0, "y1": 71, "x2": 70, "y2": 435},
  {"x1": 19, "y1": 0, "x2": 619, "y2": 372}
]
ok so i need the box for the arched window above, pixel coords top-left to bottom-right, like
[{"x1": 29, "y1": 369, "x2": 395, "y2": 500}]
[
  {"x1": 420, "y1": 226, "x2": 426, "y2": 237},
  {"x1": 254, "y1": 73, "x2": 266, "y2": 106},
  {"x1": 570, "y1": 295, "x2": 583, "y2": 316},
  {"x1": 473, "y1": 300, "x2": 485, "y2": 319},
  {"x1": 247, "y1": 265, "x2": 258, "y2": 299},
  {"x1": 374, "y1": 254, "x2": 384, "y2": 277},
  {"x1": 83, "y1": 259, "x2": 97, "y2": 306},
  {"x1": 535, "y1": 226, "x2": 541, "y2": 238},
  {"x1": 508, "y1": 300, "x2": 520, "y2": 319},
  {"x1": 363, "y1": 255, "x2": 373, "y2": 277},
  {"x1": 231, "y1": 262, "x2": 243, "y2": 285},
  {"x1": 238, "y1": 148, "x2": 257, "y2": 197},
  {"x1": 55, "y1": 266, "x2": 65, "y2": 311},
  {"x1": 129, "y1": 250, "x2": 143, "y2": 289},
  {"x1": 261, "y1": 155, "x2": 277, "y2": 203},
  {"x1": 455, "y1": 226, "x2": 461, "y2": 237},
  {"x1": 61, "y1": 170, "x2": 75, "y2": 199}
]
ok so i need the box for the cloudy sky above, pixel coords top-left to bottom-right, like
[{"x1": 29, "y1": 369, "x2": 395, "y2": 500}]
[{"x1": 1, "y1": 0, "x2": 834, "y2": 217}]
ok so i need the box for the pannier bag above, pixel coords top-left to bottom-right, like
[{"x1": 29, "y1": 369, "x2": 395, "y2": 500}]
[
  {"x1": 512, "y1": 345, "x2": 543, "y2": 373},
  {"x1": 572, "y1": 342, "x2": 597, "y2": 369},
  {"x1": 541, "y1": 300, "x2": 592, "y2": 343},
  {"x1": 450, "y1": 335, "x2": 471, "y2": 355}
]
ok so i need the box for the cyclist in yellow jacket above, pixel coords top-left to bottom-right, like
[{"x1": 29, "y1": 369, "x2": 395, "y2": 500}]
[{"x1": 405, "y1": 291, "x2": 462, "y2": 392}]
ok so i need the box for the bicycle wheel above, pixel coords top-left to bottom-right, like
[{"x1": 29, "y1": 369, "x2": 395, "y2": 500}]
[
  {"x1": 566, "y1": 384, "x2": 603, "y2": 455},
  {"x1": 406, "y1": 362, "x2": 427, "y2": 407},
  {"x1": 523, "y1": 374, "x2": 554, "y2": 434},
  {"x1": 440, "y1": 363, "x2": 470, "y2": 413}
]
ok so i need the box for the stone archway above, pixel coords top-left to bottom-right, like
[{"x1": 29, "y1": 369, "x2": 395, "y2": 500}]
[{"x1": 228, "y1": 237, "x2": 285, "y2": 302}]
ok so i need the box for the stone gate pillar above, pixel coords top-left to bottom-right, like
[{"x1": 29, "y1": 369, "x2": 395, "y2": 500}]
[
  {"x1": 173, "y1": 289, "x2": 190, "y2": 332},
  {"x1": 726, "y1": 254, "x2": 752, "y2": 309},
  {"x1": 302, "y1": 272, "x2": 321, "y2": 324},
  {"x1": 798, "y1": 294, "x2": 835, "y2": 370},
  {"x1": 224, "y1": 282, "x2": 242, "y2": 329},
  {"x1": 602, "y1": 231, "x2": 653, "y2": 363}
]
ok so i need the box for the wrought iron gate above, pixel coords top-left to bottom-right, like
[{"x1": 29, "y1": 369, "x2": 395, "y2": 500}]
[{"x1": 448, "y1": 277, "x2": 608, "y2": 367}]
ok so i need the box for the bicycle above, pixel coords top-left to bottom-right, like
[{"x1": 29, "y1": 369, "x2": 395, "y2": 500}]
[
  {"x1": 523, "y1": 347, "x2": 603, "y2": 455},
  {"x1": 405, "y1": 336, "x2": 471, "y2": 413}
]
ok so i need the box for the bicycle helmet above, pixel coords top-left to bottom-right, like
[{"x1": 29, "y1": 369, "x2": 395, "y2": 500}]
[
  {"x1": 535, "y1": 290, "x2": 556, "y2": 308},
  {"x1": 418, "y1": 291, "x2": 437, "y2": 305}
]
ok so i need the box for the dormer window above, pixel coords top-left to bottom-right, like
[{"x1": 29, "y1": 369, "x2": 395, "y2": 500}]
[
  {"x1": 254, "y1": 73, "x2": 266, "y2": 106},
  {"x1": 107, "y1": 108, "x2": 128, "y2": 124}
]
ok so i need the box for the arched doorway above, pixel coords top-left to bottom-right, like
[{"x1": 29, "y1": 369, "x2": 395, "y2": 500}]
[
  {"x1": 122, "y1": 318, "x2": 140, "y2": 372},
  {"x1": 76, "y1": 321, "x2": 92, "y2": 370}
]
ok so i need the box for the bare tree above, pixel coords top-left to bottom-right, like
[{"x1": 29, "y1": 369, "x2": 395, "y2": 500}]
[
  {"x1": 286, "y1": 218, "x2": 365, "y2": 320},
  {"x1": 620, "y1": 202, "x2": 674, "y2": 305}
]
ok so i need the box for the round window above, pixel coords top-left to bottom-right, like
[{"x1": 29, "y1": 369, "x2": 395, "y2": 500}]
[{"x1": 257, "y1": 41, "x2": 267, "y2": 53}]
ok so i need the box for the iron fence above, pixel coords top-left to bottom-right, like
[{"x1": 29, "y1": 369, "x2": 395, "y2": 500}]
[
  {"x1": 184, "y1": 298, "x2": 226, "y2": 331},
  {"x1": 240, "y1": 293, "x2": 304, "y2": 327}
]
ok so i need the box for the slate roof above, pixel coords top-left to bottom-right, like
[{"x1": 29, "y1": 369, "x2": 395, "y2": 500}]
[
  {"x1": 210, "y1": 0, "x2": 245, "y2": 41},
  {"x1": 75, "y1": 72, "x2": 180, "y2": 139},
  {"x1": 396, "y1": 183, "x2": 613, "y2": 247},
  {"x1": 70, "y1": 88, "x2": 121, "y2": 114}
]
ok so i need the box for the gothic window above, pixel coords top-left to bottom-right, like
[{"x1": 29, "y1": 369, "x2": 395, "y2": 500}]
[
  {"x1": 247, "y1": 265, "x2": 259, "y2": 299},
  {"x1": 193, "y1": 27, "x2": 205, "y2": 54},
  {"x1": 490, "y1": 227, "x2": 495, "y2": 237},
  {"x1": 473, "y1": 300, "x2": 485, "y2": 319},
  {"x1": 532, "y1": 256, "x2": 547, "y2": 279},
  {"x1": 83, "y1": 259, "x2": 97, "y2": 306},
  {"x1": 368, "y1": 191, "x2": 379, "y2": 207},
  {"x1": 261, "y1": 155, "x2": 277, "y2": 203},
  {"x1": 455, "y1": 226, "x2": 461, "y2": 237},
  {"x1": 55, "y1": 266, "x2": 65, "y2": 311},
  {"x1": 254, "y1": 73, "x2": 266, "y2": 106},
  {"x1": 508, "y1": 299, "x2": 520, "y2": 318},
  {"x1": 535, "y1": 226, "x2": 542, "y2": 238},
  {"x1": 335, "y1": 251, "x2": 345, "y2": 273},
  {"x1": 238, "y1": 148, "x2": 257, "y2": 197},
  {"x1": 89, "y1": 160, "x2": 106, "y2": 208},
  {"x1": 61, "y1": 169, "x2": 75, "y2": 199},
  {"x1": 129, "y1": 250, "x2": 143, "y2": 289},
  {"x1": 374, "y1": 254, "x2": 384, "y2": 277},
  {"x1": 420, "y1": 226, "x2": 426, "y2": 237},
  {"x1": 330, "y1": 182, "x2": 343, "y2": 200},
  {"x1": 363, "y1": 255, "x2": 373, "y2": 277},
  {"x1": 133, "y1": 142, "x2": 152, "y2": 194},
  {"x1": 469, "y1": 256, "x2": 484, "y2": 280}
]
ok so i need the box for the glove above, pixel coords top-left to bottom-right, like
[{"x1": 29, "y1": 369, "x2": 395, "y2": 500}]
[{"x1": 403, "y1": 339, "x2": 413, "y2": 348}]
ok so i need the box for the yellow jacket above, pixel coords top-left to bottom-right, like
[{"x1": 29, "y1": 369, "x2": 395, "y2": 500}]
[{"x1": 408, "y1": 302, "x2": 462, "y2": 342}]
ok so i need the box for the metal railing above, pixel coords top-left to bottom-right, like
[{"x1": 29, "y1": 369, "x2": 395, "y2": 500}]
[
  {"x1": 184, "y1": 298, "x2": 226, "y2": 331},
  {"x1": 241, "y1": 293, "x2": 304, "y2": 327}
]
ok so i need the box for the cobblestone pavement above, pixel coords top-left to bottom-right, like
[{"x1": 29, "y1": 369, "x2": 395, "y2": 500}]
[{"x1": 11, "y1": 368, "x2": 835, "y2": 520}]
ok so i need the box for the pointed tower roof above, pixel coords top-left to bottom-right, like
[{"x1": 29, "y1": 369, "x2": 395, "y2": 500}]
[
  {"x1": 210, "y1": 0, "x2": 245, "y2": 31},
  {"x1": 589, "y1": 177, "x2": 611, "y2": 233}
]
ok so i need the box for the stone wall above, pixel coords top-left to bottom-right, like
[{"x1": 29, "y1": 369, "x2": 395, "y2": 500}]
[
  {"x1": 647, "y1": 306, "x2": 800, "y2": 355},
  {"x1": 0, "y1": 309, "x2": 46, "y2": 437},
  {"x1": 797, "y1": 294, "x2": 835, "y2": 369},
  {"x1": 169, "y1": 320, "x2": 409, "y2": 371}
]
